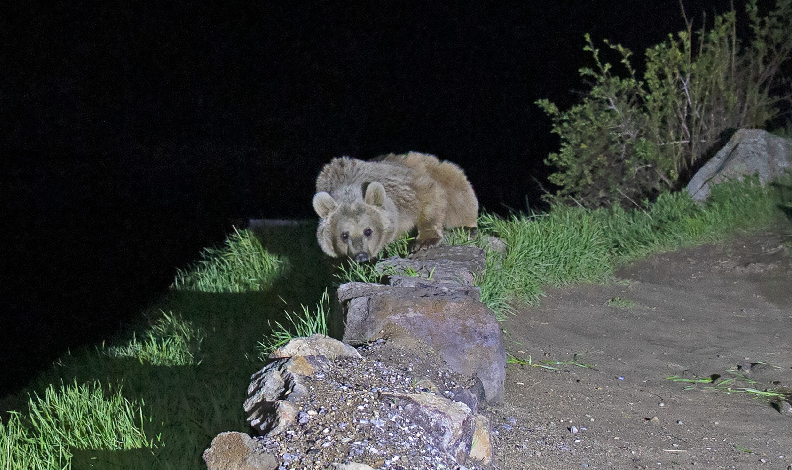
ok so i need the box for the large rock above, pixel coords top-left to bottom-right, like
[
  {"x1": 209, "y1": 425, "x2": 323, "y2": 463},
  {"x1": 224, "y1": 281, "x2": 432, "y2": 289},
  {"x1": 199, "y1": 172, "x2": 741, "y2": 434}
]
[
  {"x1": 337, "y1": 282, "x2": 506, "y2": 404},
  {"x1": 687, "y1": 128, "x2": 792, "y2": 202},
  {"x1": 376, "y1": 245, "x2": 486, "y2": 287}
]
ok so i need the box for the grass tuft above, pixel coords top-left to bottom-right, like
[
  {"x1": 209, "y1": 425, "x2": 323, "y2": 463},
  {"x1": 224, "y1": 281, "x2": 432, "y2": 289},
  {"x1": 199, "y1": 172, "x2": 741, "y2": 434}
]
[
  {"x1": 334, "y1": 260, "x2": 383, "y2": 285},
  {"x1": 27, "y1": 381, "x2": 154, "y2": 452},
  {"x1": 257, "y1": 289, "x2": 331, "y2": 357},
  {"x1": 478, "y1": 208, "x2": 612, "y2": 312},
  {"x1": 378, "y1": 234, "x2": 414, "y2": 259},
  {"x1": 1, "y1": 382, "x2": 154, "y2": 470},
  {"x1": 1, "y1": 411, "x2": 71, "y2": 470},
  {"x1": 104, "y1": 312, "x2": 204, "y2": 366},
  {"x1": 172, "y1": 227, "x2": 286, "y2": 293},
  {"x1": 489, "y1": 175, "x2": 787, "y2": 311}
]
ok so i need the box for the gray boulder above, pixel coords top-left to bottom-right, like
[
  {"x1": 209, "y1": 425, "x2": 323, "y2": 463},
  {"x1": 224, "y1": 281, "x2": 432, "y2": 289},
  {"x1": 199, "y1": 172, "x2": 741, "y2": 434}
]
[
  {"x1": 377, "y1": 244, "x2": 486, "y2": 287},
  {"x1": 687, "y1": 128, "x2": 792, "y2": 202},
  {"x1": 337, "y1": 282, "x2": 505, "y2": 404},
  {"x1": 337, "y1": 244, "x2": 506, "y2": 404}
]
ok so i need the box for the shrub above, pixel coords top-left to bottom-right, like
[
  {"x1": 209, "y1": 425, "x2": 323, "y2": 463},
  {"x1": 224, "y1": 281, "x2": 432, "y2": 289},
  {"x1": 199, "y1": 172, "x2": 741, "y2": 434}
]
[{"x1": 538, "y1": 0, "x2": 792, "y2": 208}]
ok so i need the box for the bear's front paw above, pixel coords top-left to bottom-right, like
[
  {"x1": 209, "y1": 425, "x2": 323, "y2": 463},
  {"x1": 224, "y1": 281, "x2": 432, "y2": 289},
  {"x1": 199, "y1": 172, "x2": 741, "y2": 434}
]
[{"x1": 411, "y1": 237, "x2": 442, "y2": 252}]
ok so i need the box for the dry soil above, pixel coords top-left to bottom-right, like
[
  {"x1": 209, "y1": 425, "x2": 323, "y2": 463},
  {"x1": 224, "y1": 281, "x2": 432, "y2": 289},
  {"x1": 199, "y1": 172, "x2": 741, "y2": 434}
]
[{"x1": 492, "y1": 223, "x2": 792, "y2": 469}]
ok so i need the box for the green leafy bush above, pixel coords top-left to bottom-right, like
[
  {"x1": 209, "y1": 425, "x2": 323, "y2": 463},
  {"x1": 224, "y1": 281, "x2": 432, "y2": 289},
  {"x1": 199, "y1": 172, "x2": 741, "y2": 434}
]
[{"x1": 538, "y1": 0, "x2": 792, "y2": 208}]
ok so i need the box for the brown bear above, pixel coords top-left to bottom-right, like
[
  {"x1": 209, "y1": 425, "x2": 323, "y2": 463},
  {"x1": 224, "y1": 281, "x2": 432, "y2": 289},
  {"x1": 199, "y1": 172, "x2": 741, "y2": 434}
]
[{"x1": 312, "y1": 151, "x2": 479, "y2": 262}]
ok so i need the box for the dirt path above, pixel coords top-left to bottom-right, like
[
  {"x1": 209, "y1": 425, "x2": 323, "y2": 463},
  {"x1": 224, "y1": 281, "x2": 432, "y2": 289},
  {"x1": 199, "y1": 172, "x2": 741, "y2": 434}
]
[{"x1": 493, "y1": 224, "x2": 792, "y2": 469}]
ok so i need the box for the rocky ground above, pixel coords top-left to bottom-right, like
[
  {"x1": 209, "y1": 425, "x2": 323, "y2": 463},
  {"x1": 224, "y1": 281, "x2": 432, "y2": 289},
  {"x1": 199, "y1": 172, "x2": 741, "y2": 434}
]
[
  {"x1": 237, "y1": 222, "x2": 791, "y2": 470},
  {"x1": 244, "y1": 339, "x2": 487, "y2": 470},
  {"x1": 493, "y1": 223, "x2": 792, "y2": 469}
]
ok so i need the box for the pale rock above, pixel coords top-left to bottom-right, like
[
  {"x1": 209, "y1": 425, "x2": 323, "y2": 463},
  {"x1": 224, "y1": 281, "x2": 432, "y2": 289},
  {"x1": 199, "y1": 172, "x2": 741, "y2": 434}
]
[
  {"x1": 687, "y1": 128, "x2": 792, "y2": 202},
  {"x1": 202, "y1": 431, "x2": 277, "y2": 470},
  {"x1": 269, "y1": 334, "x2": 361, "y2": 360},
  {"x1": 469, "y1": 414, "x2": 494, "y2": 465}
]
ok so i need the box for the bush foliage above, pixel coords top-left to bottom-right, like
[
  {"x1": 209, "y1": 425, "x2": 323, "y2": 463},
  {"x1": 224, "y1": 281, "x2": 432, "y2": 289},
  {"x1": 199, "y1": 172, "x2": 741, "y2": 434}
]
[{"x1": 537, "y1": 0, "x2": 792, "y2": 208}]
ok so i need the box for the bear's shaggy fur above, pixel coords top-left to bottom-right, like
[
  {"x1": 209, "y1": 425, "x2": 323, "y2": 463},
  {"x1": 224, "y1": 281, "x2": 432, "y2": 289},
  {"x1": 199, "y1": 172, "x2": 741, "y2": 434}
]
[{"x1": 312, "y1": 152, "x2": 478, "y2": 261}]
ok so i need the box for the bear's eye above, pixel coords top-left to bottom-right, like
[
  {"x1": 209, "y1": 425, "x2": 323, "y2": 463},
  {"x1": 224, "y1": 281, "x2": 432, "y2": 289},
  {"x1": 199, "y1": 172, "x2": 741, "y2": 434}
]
[
  {"x1": 340, "y1": 231, "x2": 349, "y2": 241},
  {"x1": 364, "y1": 228, "x2": 372, "y2": 237}
]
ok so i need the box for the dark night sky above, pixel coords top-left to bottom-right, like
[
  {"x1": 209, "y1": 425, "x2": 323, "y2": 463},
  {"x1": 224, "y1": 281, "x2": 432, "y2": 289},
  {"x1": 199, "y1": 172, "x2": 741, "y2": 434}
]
[{"x1": 2, "y1": 0, "x2": 743, "y2": 392}]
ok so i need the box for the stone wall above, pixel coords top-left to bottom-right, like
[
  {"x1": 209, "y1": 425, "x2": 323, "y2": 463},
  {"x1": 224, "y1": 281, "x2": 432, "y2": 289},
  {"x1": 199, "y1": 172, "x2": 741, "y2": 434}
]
[{"x1": 205, "y1": 243, "x2": 506, "y2": 469}]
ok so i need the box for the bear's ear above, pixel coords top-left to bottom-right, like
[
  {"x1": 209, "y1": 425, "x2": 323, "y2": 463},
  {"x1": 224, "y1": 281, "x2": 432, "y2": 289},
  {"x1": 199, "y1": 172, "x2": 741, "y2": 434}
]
[
  {"x1": 312, "y1": 192, "x2": 337, "y2": 218},
  {"x1": 364, "y1": 182, "x2": 386, "y2": 207}
]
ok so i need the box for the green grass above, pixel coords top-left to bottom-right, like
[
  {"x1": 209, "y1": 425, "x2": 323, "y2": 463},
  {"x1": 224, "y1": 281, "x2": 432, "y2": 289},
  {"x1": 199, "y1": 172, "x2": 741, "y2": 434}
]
[
  {"x1": 104, "y1": 312, "x2": 204, "y2": 366},
  {"x1": 478, "y1": 208, "x2": 613, "y2": 312},
  {"x1": 332, "y1": 173, "x2": 791, "y2": 319},
  {"x1": 476, "y1": 174, "x2": 790, "y2": 314},
  {"x1": 257, "y1": 288, "x2": 331, "y2": 357},
  {"x1": 442, "y1": 227, "x2": 481, "y2": 246},
  {"x1": 1, "y1": 411, "x2": 71, "y2": 470},
  {"x1": 333, "y1": 233, "x2": 430, "y2": 285},
  {"x1": 667, "y1": 367, "x2": 791, "y2": 402},
  {"x1": 334, "y1": 259, "x2": 383, "y2": 284},
  {"x1": 334, "y1": 258, "x2": 431, "y2": 285},
  {"x1": 378, "y1": 234, "x2": 414, "y2": 259},
  {"x1": 1, "y1": 382, "x2": 155, "y2": 470},
  {"x1": 505, "y1": 353, "x2": 598, "y2": 371},
  {"x1": 27, "y1": 382, "x2": 154, "y2": 452},
  {"x1": 172, "y1": 228, "x2": 286, "y2": 293}
]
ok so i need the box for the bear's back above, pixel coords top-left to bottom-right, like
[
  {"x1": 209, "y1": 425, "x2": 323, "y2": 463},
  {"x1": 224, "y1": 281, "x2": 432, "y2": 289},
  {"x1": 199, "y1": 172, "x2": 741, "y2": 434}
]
[{"x1": 316, "y1": 157, "x2": 413, "y2": 197}]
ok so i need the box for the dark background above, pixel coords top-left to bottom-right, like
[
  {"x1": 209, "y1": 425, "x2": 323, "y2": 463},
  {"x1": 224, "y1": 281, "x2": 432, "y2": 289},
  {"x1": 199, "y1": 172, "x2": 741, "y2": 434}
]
[{"x1": 1, "y1": 0, "x2": 758, "y2": 394}]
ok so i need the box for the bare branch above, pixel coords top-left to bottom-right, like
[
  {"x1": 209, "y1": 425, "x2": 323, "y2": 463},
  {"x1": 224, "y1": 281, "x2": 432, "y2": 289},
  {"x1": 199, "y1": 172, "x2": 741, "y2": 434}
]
[{"x1": 678, "y1": 0, "x2": 692, "y2": 35}]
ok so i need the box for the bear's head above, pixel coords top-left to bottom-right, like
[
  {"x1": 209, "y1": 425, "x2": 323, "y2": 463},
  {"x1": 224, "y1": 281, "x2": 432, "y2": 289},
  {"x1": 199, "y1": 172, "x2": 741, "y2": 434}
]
[{"x1": 312, "y1": 182, "x2": 397, "y2": 262}]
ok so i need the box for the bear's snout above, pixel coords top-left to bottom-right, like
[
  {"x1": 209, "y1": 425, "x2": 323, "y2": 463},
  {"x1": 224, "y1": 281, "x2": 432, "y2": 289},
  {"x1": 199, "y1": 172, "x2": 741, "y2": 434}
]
[{"x1": 353, "y1": 252, "x2": 370, "y2": 263}]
